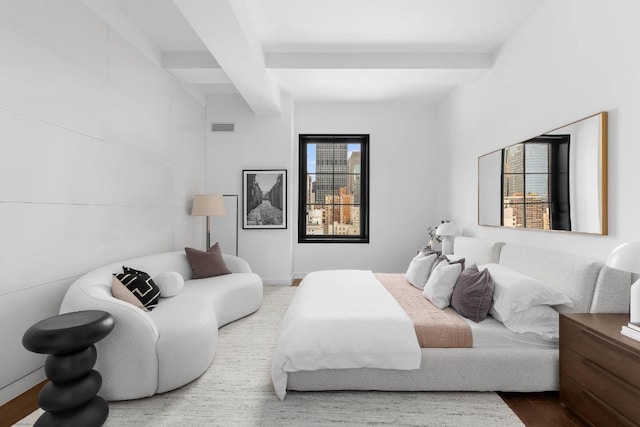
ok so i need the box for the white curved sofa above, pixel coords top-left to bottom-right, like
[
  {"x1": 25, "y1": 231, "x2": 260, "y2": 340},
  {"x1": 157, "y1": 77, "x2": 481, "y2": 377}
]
[{"x1": 60, "y1": 251, "x2": 263, "y2": 401}]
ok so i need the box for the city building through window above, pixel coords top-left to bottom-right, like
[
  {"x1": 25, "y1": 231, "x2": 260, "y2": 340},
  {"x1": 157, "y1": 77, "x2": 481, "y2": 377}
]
[
  {"x1": 502, "y1": 135, "x2": 571, "y2": 230},
  {"x1": 298, "y1": 134, "x2": 369, "y2": 243}
]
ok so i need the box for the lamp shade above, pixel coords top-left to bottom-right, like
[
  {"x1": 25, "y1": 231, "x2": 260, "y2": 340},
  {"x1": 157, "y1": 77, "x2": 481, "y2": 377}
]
[
  {"x1": 191, "y1": 194, "x2": 225, "y2": 216},
  {"x1": 435, "y1": 222, "x2": 459, "y2": 237},
  {"x1": 606, "y1": 242, "x2": 640, "y2": 274}
]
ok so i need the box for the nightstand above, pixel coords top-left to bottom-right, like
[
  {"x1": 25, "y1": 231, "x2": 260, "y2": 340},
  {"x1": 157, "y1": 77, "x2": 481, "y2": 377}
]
[{"x1": 560, "y1": 313, "x2": 640, "y2": 426}]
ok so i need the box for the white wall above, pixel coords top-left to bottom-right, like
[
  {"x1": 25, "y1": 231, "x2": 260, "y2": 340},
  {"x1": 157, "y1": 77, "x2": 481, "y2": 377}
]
[
  {"x1": 205, "y1": 93, "x2": 294, "y2": 284},
  {"x1": 438, "y1": 0, "x2": 640, "y2": 261},
  {"x1": 0, "y1": 0, "x2": 205, "y2": 404},
  {"x1": 294, "y1": 102, "x2": 443, "y2": 275}
]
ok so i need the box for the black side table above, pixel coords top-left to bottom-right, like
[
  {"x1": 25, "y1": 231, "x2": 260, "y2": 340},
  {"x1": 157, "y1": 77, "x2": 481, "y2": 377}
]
[{"x1": 23, "y1": 310, "x2": 115, "y2": 427}]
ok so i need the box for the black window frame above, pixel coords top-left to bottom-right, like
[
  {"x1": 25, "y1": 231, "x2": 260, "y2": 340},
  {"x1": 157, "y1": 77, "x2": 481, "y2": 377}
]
[{"x1": 298, "y1": 134, "x2": 369, "y2": 244}]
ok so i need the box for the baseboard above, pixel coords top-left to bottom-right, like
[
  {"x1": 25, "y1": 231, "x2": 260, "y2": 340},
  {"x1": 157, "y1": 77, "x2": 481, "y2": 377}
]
[{"x1": 0, "y1": 379, "x2": 45, "y2": 427}]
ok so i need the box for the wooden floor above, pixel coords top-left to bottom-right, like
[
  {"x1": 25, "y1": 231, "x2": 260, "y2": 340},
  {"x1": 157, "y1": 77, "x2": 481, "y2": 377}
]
[{"x1": 499, "y1": 392, "x2": 587, "y2": 426}]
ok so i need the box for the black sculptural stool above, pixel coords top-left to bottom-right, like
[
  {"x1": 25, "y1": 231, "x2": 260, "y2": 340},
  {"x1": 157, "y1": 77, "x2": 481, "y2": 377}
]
[{"x1": 23, "y1": 310, "x2": 115, "y2": 427}]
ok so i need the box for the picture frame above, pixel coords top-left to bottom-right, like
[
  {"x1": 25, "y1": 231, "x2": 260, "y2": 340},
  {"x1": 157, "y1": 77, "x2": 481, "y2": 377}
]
[{"x1": 242, "y1": 169, "x2": 287, "y2": 229}]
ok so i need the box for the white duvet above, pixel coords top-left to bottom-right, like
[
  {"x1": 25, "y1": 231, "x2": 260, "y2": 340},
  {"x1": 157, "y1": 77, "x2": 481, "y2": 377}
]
[{"x1": 271, "y1": 270, "x2": 421, "y2": 399}]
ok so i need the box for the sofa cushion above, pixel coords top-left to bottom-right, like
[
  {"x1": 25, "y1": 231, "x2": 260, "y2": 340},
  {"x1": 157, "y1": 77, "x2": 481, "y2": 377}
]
[
  {"x1": 185, "y1": 244, "x2": 232, "y2": 279},
  {"x1": 113, "y1": 272, "x2": 161, "y2": 311},
  {"x1": 111, "y1": 276, "x2": 148, "y2": 311}
]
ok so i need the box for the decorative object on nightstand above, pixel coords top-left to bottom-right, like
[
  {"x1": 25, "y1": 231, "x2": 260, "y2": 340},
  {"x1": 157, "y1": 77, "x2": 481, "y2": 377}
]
[
  {"x1": 606, "y1": 241, "x2": 640, "y2": 323},
  {"x1": 436, "y1": 221, "x2": 459, "y2": 255},
  {"x1": 191, "y1": 193, "x2": 226, "y2": 250},
  {"x1": 22, "y1": 310, "x2": 115, "y2": 427},
  {"x1": 559, "y1": 313, "x2": 640, "y2": 425}
]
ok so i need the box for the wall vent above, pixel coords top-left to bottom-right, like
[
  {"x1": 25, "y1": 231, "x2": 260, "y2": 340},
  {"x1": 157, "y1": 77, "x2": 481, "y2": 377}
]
[{"x1": 211, "y1": 122, "x2": 235, "y2": 132}]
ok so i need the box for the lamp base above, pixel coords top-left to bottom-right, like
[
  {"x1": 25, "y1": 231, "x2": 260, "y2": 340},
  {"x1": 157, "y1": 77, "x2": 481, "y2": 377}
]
[{"x1": 442, "y1": 237, "x2": 455, "y2": 255}]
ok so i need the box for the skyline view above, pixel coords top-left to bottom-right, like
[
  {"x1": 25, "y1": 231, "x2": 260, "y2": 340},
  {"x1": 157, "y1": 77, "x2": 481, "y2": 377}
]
[{"x1": 304, "y1": 143, "x2": 362, "y2": 237}]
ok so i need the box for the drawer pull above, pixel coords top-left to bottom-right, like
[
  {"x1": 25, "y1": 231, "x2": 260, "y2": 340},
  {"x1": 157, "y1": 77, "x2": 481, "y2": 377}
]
[
  {"x1": 581, "y1": 328, "x2": 640, "y2": 362},
  {"x1": 581, "y1": 389, "x2": 636, "y2": 427},
  {"x1": 582, "y1": 359, "x2": 640, "y2": 395}
]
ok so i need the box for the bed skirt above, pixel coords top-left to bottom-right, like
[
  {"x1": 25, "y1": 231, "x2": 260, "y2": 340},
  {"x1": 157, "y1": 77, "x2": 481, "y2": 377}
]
[{"x1": 287, "y1": 347, "x2": 559, "y2": 392}]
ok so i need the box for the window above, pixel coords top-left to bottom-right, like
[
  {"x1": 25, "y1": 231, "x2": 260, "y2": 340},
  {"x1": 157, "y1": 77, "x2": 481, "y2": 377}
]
[
  {"x1": 298, "y1": 134, "x2": 369, "y2": 243},
  {"x1": 502, "y1": 135, "x2": 570, "y2": 230}
]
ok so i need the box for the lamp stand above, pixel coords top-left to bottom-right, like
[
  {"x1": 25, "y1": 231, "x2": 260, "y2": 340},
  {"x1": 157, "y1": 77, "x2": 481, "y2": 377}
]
[
  {"x1": 206, "y1": 216, "x2": 211, "y2": 251},
  {"x1": 442, "y1": 236, "x2": 455, "y2": 255}
]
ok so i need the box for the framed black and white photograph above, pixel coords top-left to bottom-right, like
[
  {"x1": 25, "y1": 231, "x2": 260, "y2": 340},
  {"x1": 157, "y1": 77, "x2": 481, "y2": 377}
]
[{"x1": 242, "y1": 169, "x2": 287, "y2": 229}]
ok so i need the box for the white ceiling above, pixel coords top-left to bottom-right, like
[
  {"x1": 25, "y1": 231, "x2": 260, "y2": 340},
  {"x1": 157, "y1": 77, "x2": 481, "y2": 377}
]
[{"x1": 90, "y1": 0, "x2": 544, "y2": 113}]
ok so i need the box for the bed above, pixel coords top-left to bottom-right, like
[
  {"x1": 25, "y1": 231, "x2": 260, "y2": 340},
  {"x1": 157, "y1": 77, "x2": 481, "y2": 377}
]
[{"x1": 272, "y1": 237, "x2": 631, "y2": 399}]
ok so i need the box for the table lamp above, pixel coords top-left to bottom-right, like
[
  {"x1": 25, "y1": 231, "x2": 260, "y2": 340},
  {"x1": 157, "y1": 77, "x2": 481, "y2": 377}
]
[
  {"x1": 606, "y1": 241, "x2": 640, "y2": 324},
  {"x1": 436, "y1": 222, "x2": 459, "y2": 255},
  {"x1": 191, "y1": 194, "x2": 225, "y2": 250}
]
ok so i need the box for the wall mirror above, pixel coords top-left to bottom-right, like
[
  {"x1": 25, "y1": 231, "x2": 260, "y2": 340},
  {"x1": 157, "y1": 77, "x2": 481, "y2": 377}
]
[{"x1": 478, "y1": 112, "x2": 607, "y2": 235}]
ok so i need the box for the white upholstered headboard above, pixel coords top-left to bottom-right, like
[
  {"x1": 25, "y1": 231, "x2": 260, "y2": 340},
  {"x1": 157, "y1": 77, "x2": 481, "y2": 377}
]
[{"x1": 453, "y1": 237, "x2": 631, "y2": 314}]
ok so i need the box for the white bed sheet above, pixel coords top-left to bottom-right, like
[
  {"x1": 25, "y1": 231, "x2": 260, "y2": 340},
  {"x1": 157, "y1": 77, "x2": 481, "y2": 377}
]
[
  {"x1": 462, "y1": 315, "x2": 558, "y2": 349},
  {"x1": 271, "y1": 270, "x2": 421, "y2": 399}
]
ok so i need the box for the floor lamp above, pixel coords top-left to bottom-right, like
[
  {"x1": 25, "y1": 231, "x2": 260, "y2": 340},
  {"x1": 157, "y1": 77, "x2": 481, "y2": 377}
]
[{"x1": 191, "y1": 194, "x2": 226, "y2": 250}]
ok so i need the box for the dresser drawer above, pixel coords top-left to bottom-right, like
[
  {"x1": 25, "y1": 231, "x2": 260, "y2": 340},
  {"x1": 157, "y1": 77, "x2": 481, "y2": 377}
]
[
  {"x1": 561, "y1": 346, "x2": 640, "y2": 423},
  {"x1": 561, "y1": 374, "x2": 638, "y2": 427},
  {"x1": 561, "y1": 316, "x2": 640, "y2": 386}
]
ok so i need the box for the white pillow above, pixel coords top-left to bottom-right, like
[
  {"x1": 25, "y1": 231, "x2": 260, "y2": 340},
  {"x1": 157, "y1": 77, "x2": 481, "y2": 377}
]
[
  {"x1": 405, "y1": 253, "x2": 437, "y2": 290},
  {"x1": 479, "y1": 263, "x2": 573, "y2": 321},
  {"x1": 422, "y1": 262, "x2": 462, "y2": 309},
  {"x1": 153, "y1": 272, "x2": 185, "y2": 297},
  {"x1": 501, "y1": 305, "x2": 560, "y2": 341}
]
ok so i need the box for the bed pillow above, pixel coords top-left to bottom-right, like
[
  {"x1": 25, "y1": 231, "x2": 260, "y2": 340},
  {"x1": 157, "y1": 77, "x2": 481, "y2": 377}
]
[
  {"x1": 501, "y1": 305, "x2": 560, "y2": 341},
  {"x1": 423, "y1": 261, "x2": 462, "y2": 309},
  {"x1": 430, "y1": 254, "x2": 466, "y2": 276},
  {"x1": 153, "y1": 272, "x2": 185, "y2": 297},
  {"x1": 111, "y1": 276, "x2": 148, "y2": 311},
  {"x1": 185, "y1": 243, "x2": 232, "y2": 279},
  {"x1": 405, "y1": 253, "x2": 438, "y2": 290},
  {"x1": 450, "y1": 264, "x2": 494, "y2": 322},
  {"x1": 479, "y1": 263, "x2": 573, "y2": 322}
]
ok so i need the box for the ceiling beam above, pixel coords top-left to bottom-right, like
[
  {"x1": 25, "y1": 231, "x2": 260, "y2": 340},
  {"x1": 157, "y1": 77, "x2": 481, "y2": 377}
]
[
  {"x1": 266, "y1": 53, "x2": 493, "y2": 70},
  {"x1": 171, "y1": 0, "x2": 281, "y2": 116}
]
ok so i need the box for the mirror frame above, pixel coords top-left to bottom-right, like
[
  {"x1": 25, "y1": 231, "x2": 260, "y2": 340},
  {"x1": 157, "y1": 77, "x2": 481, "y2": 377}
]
[{"x1": 477, "y1": 111, "x2": 608, "y2": 235}]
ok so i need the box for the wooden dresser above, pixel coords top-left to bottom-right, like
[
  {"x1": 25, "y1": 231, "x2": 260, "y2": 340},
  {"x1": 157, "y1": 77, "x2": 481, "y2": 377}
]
[{"x1": 560, "y1": 313, "x2": 640, "y2": 426}]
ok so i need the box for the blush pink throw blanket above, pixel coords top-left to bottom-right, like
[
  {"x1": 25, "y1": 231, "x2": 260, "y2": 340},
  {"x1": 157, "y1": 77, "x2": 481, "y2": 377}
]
[{"x1": 375, "y1": 273, "x2": 473, "y2": 348}]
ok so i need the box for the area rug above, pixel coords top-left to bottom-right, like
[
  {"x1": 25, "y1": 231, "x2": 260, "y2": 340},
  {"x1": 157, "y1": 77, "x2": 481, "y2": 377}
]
[{"x1": 19, "y1": 286, "x2": 523, "y2": 426}]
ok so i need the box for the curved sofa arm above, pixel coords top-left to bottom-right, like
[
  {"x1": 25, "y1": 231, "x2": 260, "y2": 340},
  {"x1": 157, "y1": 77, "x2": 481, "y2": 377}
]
[
  {"x1": 60, "y1": 275, "x2": 161, "y2": 400},
  {"x1": 223, "y1": 254, "x2": 253, "y2": 273}
]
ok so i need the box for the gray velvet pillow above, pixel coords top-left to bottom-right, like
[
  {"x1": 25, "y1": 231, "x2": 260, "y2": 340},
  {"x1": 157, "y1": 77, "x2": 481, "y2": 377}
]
[
  {"x1": 450, "y1": 264, "x2": 494, "y2": 323},
  {"x1": 185, "y1": 243, "x2": 231, "y2": 279}
]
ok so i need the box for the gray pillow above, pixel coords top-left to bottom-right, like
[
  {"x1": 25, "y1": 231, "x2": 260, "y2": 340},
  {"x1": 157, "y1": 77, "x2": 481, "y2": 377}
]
[
  {"x1": 450, "y1": 264, "x2": 494, "y2": 323},
  {"x1": 185, "y1": 243, "x2": 232, "y2": 279}
]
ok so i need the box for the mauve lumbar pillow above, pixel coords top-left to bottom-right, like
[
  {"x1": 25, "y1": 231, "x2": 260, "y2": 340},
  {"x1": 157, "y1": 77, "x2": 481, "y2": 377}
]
[
  {"x1": 185, "y1": 243, "x2": 231, "y2": 279},
  {"x1": 450, "y1": 264, "x2": 495, "y2": 322}
]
